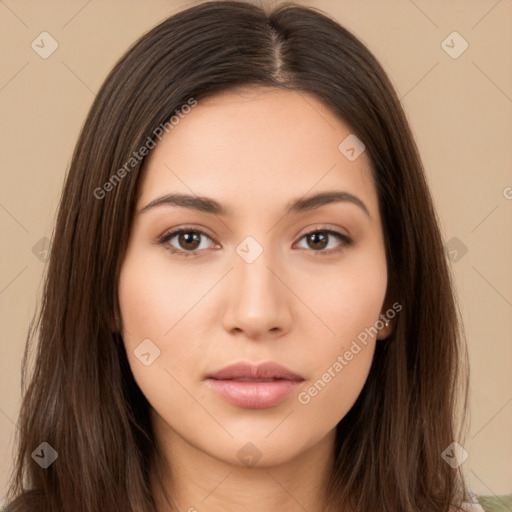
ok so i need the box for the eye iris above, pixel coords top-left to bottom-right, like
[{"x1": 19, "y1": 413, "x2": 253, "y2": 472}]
[
  {"x1": 179, "y1": 231, "x2": 201, "y2": 250},
  {"x1": 308, "y1": 232, "x2": 328, "y2": 250}
]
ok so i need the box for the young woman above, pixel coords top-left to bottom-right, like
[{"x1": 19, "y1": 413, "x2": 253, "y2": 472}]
[{"x1": 5, "y1": 1, "x2": 498, "y2": 511}]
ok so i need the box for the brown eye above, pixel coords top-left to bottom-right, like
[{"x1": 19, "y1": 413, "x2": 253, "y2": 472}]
[
  {"x1": 177, "y1": 231, "x2": 202, "y2": 251},
  {"x1": 306, "y1": 232, "x2": 329, "y2": 250},
  {"x1": 295, "y1": 229, "x2": 352, "y2": 255},
  {"x1": 158, "y1": 228, "x2": 217, "y2": 257}
]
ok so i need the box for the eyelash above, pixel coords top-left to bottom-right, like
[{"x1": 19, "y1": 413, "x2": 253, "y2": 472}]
[{"x1": 156, "y1": 225, "x2": 352, "y2": 258}]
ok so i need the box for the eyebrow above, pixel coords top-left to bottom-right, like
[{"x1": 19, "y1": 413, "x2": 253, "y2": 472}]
[{"x1": 138, "y1": 191, "x2": 370, "y2": 217}]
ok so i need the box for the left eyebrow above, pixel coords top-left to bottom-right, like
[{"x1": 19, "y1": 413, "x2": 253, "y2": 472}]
[
  {"x1": 137, "y1": 190, "x2": 370, "y2": 218},
  {"x1": 286, "y1": 191, "x2": 370, "y2": 217}
]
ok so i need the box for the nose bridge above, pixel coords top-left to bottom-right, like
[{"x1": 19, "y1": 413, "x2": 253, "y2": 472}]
[
  {"x1": 223, "y1": 234, "x2": 290, "y2": 336},
  {"x1": 234, "y1": 235, "x2": 281, "y2": 309}
]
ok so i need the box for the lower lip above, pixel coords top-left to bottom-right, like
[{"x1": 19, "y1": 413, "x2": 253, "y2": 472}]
[{"x1": 207, "y1": 378, "x2": 302, "y2": 409}]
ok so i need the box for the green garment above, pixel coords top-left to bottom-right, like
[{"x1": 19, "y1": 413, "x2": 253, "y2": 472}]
[{"x1": 478, "y1": 494, "x2": 512, "y2": 512}]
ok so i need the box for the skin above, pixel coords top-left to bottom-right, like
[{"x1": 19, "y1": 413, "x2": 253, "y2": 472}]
[{"x1": 118, "y1": 87, "x2": 393, "y2": 512}]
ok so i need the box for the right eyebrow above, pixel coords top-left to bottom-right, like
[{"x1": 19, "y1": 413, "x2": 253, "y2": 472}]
[{"x1": 138, "y1": 193, "x2": 229, "y2": 216}]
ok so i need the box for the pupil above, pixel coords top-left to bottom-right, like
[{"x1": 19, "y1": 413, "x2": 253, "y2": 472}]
[
  {"x1": 309, "y1": 232, "x2": 327, "y2": 250},
  {"x1": 180, "y1": 232, "x2": 200, "y2": 250}
]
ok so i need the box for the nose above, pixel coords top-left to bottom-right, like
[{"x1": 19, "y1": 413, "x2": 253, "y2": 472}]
[{"x1": 222, "y1": 245, "x2": 292, "y2": 341}]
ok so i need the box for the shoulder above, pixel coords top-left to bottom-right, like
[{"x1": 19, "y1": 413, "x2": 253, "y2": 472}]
[
  {"x1": 457, "y1": 501, "x2": 485, "y2": 512},
  {"x1": 449, "y1": 494, "x2": 512, "y2": 512},
  {"x1": 475, "y1": 494, "x2": 512, "y2": 512}
]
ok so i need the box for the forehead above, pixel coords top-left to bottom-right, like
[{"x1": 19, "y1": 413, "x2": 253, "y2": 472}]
[{"x1": 138, "y1": 87, "x2": 378, "y2": 218}]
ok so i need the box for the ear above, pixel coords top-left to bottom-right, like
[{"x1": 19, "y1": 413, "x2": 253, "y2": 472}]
[
  {"x1": 376, "y1": 290, "x2": 398, "y2": 341},
  {"x1": 376, "y1": 311, "x2": 394, "y2": 340}
]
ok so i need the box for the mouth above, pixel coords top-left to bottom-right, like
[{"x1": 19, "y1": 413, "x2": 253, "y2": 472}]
[
  {"x1": 206, "y1": 362, "x2": 304, "y2": 409},
  {"x1": 207, "y1": 361, "x2": 304, "y2": 381},
  {"x1": 222, "y1": 377, "x2": 289, "y2": 382}
]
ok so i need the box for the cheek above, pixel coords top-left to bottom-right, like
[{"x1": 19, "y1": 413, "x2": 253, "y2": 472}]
[
  {"x1": 295, "y1": 247, "x2": 387, "y2": 346},
  {"x1": 295, "y1": 340, "x2": 375, "y2": 430},
  {"x1": 117, "y1": 250, "x2": 209, "y2": 406},
  {"x1": 291, "y1": 249, "x2": 386, "y2": 408},
  {"x1": 118, "y1": 250, "x2": 205, "y2": 341}
]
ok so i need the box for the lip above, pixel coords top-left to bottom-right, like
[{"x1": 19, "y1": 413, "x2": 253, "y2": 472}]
[{"x1": 206, "y1": 362, "x2": 304, "y2": 409}]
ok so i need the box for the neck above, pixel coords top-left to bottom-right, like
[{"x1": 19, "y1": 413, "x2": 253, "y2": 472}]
[{"x1": 150, "y1": 419, "x2": 338, "y2": 512}]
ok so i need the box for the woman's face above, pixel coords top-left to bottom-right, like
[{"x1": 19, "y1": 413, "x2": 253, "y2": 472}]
[{"x1": 118, "y1": 87, "x2": 390, "y2": 468}]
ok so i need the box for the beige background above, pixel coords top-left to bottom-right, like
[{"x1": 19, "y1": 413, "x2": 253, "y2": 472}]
[{"x1": 1, "y1": 0, "x2": 511, "y2": 503}]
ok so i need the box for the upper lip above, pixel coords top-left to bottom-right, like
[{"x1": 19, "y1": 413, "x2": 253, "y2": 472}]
[{"x1": 208, "y1": 362, "x2": 304, "y2": 381}]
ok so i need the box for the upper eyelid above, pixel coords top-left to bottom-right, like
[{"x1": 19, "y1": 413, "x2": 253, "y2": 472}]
[{"x1": 161, "y1": 221, "x2": 350, "y2": 237}]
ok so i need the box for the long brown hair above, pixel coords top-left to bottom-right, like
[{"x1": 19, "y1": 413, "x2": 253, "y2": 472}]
[{"x1": 6, "y1": 1, "x2": 472, "y2": 511}]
